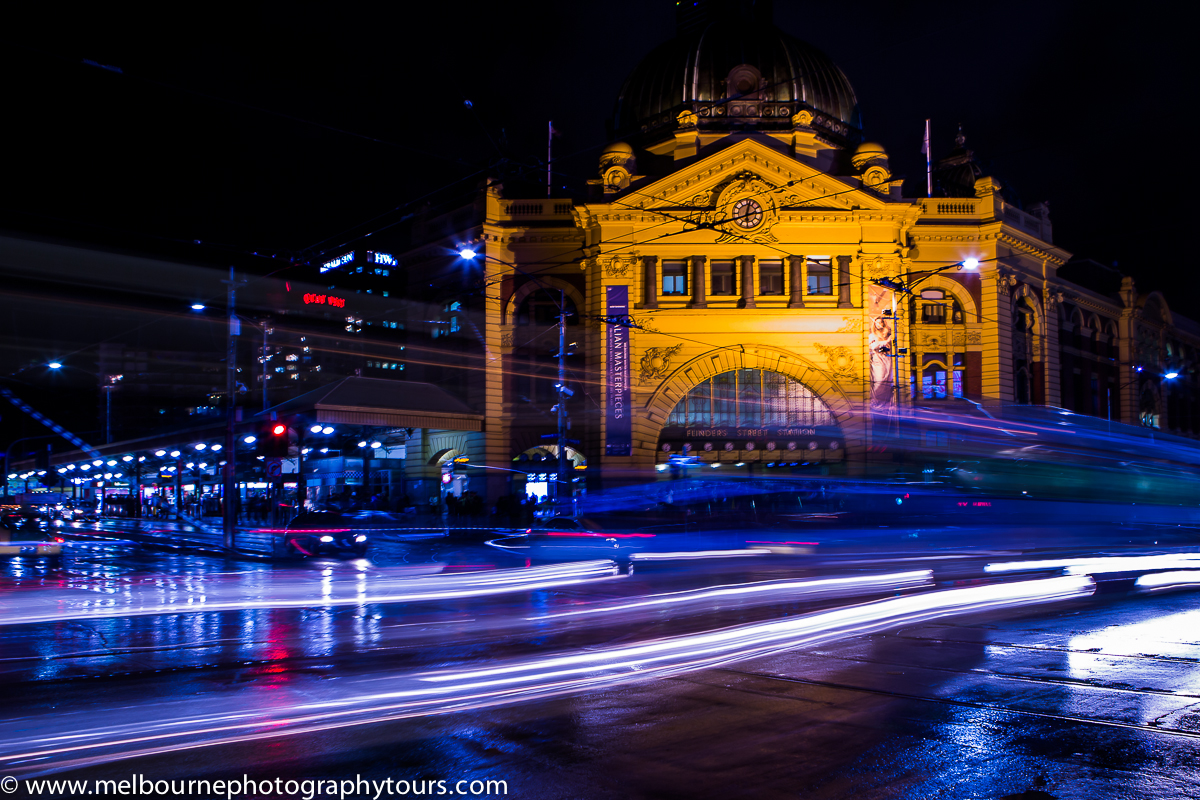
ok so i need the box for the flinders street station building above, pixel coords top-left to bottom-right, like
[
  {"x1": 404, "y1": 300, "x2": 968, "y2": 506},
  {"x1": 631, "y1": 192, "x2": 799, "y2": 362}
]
[
  {"x1": 10, "y1": 2, "x2": 1198, "y2": 511},
  {"x1": 352, "y1": 1, "x2": 1200, "y2": 502}
]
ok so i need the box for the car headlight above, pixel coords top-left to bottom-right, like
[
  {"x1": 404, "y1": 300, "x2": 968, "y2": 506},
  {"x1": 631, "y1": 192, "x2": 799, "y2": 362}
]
[
  {"x1": 319, "y1": 535, "x2": 334, "y2": 543},
  {"x1": 355, "y1": 534, "x2": 367, "y2": 543}
]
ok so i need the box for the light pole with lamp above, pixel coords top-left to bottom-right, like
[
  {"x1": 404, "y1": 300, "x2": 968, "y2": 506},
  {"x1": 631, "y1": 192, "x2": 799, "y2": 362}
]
[
  {"x1": 458, "y1": 247, "x2": 577, "y2": 513},
  {"x1": 871, "y1": 257, "x2": 980, "y2": 409}
]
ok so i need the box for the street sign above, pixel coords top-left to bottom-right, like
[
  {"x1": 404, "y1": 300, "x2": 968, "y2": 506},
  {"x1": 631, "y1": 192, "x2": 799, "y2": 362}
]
[{"x1": 266, "y1": 459, "x2": 282, "y2": 479}]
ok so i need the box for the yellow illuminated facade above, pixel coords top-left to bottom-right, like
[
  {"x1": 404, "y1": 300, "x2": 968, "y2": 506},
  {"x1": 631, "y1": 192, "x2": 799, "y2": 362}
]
[{"x1": 422, "y1": 9, "x2": 1200, "y2": 499}]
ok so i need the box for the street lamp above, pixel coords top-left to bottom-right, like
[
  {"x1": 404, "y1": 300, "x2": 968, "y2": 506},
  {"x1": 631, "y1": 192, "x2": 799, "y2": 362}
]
[
  {"x1": 871, "y1": 257, "x2": 982, "y2": 409},
  {"x1": 459, "y1": 246, "x2": 576, "y2": 511},
  {"x1": 43, "y1": 362, "x2": 124, "y2": 443}
]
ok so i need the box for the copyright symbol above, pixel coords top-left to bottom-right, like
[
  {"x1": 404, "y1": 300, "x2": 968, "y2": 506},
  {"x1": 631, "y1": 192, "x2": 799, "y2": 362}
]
[{"x1": 1, "y1": 775, "x2": 17, "y2": 793}]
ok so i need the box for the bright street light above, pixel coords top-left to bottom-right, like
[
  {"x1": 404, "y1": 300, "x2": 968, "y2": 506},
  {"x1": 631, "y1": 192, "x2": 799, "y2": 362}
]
[
  {"x1": 370, "y1": 441, "x2": 382, "y2": 449},
  {"x1": 243, "y1": 435, "x2": 257, "y2": 444},
  {"x1": 155, "y1": 450, "x2": 166, "y2": 457},
  {"x1": 357, "y1": 441, "x2": 367, "y2": 448},
  {"x1": 310, "y1": 425, "x2": 323, "y2": 433},
  {"x1": 962, "y1": 258, "x2": 979, "y2": 270},
  {"x1": 122, "y1": 455, "x2": 133, "y2": 462},
  {"x1": 458, "y1": 248, "x2": 477, "y2": 260},
  {"x1": 194, "y1": 443, "x2": 207, "y2": 450},
  {"x1": 1165, "y1": 371, "x2": 1180, "y2": 380},
  {"x1": 190, "y1": 303, "x2": 205, "y2": 311},
  {"x1": 169, "y1": 450, "x2": 181, "y2": 458},
  {"x1": 322, "y1": 426, "x2": 334, "y2": 435},
  {"x1": 47, "y1": 362, "x2": 62, "y2": 369}
]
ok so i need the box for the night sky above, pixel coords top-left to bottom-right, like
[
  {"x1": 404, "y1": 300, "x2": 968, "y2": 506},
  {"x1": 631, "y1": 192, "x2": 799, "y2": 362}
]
[{"x1": 3, "y1": 1, "x2": 1195, "y2": 300}]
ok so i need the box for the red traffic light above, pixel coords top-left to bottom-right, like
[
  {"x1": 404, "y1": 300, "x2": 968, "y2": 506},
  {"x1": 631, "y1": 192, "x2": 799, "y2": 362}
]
[{"x1": 272, "y1": 424, "x2": 287, "y2": 436}]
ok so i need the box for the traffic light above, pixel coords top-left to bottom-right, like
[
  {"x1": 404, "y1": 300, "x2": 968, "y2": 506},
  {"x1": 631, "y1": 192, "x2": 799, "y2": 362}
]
[{"x1": 261, "y1": 423, "x2": 290, "y2": 458}]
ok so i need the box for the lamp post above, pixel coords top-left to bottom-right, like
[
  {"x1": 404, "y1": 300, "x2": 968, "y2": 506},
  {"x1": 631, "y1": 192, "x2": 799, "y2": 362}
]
[
  {"x1": 45, "y1": 362, "x2": 123, "y2": 443},
  {"x1": 459, "y1": 248, "x2": 576, "y2": 513},
  {"x1": 1107, "y1": 366, "x2": 1177, "y2": 432},
  {"x1": 871, "y1": 258, "x2": 979, "y2": 408}
]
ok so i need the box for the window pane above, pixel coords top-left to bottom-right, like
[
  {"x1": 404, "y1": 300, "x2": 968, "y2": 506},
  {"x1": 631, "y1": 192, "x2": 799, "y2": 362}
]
[
  {"x1": 711, "y1": 260, "x2": 735, "y2": 295},
  {"x1": 807, "y1": 259, "x2": 832, "y2": 295},
  {"x1": 662, "y1": 261, "x2": 687, "y2": 295},
  {"x1": 737, "y1": 369, "x2": 762, "y2": 426},
  {"x1": 759, "y1": 261, "x2": 783, "y2": 295},
  {"x1": 686, "y1": 381, "x2": 711, "y2": 426},
  {"x1": 713, "y1": 372, "x2": 736, "y2": 426},
  {"x1": 666, "y1": 370, "x2": 836, "y2": 431}
]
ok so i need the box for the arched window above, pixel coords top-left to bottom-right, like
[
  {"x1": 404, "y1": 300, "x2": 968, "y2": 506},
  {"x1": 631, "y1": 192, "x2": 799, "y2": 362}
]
[
  {"x1": 666, "y1": 369, "x2": 834, "y2": 428},
  {"x1": 516, "y1": 290, "x2": 577, "y2": 326}
]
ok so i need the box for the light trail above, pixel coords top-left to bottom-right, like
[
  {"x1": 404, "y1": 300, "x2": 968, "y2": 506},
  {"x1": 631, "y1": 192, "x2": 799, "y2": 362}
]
[
  {"x1": 985, "y1": 552, "x2": 1200, "y2": 575},
  {"x1": 0, "y1": 575, "x2": 1094, "y2": 777},
  {"x1": 1135, "y1": 570, "x2": 1200, "y2": 591},
  {"x1": 0, "y1": 561, "x2": 622, "y2": 625},
  {"x1": 527, "y1": 570, "x2": 933, "y2": 620}
]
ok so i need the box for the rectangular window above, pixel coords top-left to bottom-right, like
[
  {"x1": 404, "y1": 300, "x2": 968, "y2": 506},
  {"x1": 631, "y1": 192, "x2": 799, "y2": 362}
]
[
  {"x1": 922, "y1": 369, "x2": 947, "y2": 399},
  {"x1": 711, "y1": 260, "x2": 736, "y2": 295},
  {"x1": 807, "y1": 258, "x2": 832, "y2": 295},
  {"x1": 922, "y1": 303, "x2": 946, "y2": 324},
  {"x1": 661, "y1": 260, "x2": 687, "y2": 295},
  {"x1": 759, "y1": 260, "x2": 784, "y2": 295}
]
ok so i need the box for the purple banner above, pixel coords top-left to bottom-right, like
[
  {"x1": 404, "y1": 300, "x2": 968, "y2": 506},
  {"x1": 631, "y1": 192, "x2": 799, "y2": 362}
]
[{"x1": 605, "y1": 285, "x2": 632, "y2": 456}]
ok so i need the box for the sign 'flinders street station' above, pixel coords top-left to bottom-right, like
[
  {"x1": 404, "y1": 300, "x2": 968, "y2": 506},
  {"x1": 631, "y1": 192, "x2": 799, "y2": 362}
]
[{"x1": 389, "y1": 0, "x2": 1199, "y2": 494}]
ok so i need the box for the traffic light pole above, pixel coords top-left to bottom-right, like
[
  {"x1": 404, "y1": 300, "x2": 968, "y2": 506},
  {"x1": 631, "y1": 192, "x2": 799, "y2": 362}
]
[
  {"x1": 555, "y1": 289, "x2": 569, "y2": 513},
  {"x1": 223, "y1": 266, "x2": 239, "y2": 552}
]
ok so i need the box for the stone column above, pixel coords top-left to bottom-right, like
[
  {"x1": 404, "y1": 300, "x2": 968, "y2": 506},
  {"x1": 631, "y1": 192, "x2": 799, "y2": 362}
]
[
  {"x1": 640, "y1": 256, "x2": 658, "y2": 309},
  {"x1": 690, "y1": 256, "x2": 707, "y2": 308},
  {"x1": 787, "y1": 255, "x2": 805, "y2": 308},
  {"x1": 837, "y1": 255, "x2": 853, "y2": 308},
  {"x1": 739, "y1": 256, "x2": 756, "y2": 309}
]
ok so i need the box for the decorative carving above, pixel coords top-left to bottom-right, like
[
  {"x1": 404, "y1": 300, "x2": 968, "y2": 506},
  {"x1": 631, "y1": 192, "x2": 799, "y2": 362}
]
[
  {"x1": 966, "y1": 330, "x2": 982, "y2": 344},
  {"x1": 813, "y1": 343, "x2": 857, "y2": 381},
  {"x1": 708, "y1": 172, "x2": 782, "y2": 244},
  {"x1": 500, "y1": 331, "x2": 514, "y2": 348},
  {"x1": 600, "y1": 252, "x2": 639, "y2": 278},
  {"x1": 836, "y1": 317, "x2": 864, "y2": 333},
  {"x1": 677, "y1": 110, "x2": 698, "y2": 129},
  {"x1": 952, "y1": 330, "x2": 966, "y2": 346},
  {"x1": 639, "y1": 344, "x2": 683, "y2": 384},
  {"x1": 860, "y1": 256, "x2": 898, "y2": 280},
  {"x1": 792, "y1": 109, "x2": 814, "y2": 128}
]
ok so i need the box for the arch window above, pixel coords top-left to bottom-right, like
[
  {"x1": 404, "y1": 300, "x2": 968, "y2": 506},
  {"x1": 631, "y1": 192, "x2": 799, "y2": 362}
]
[
  {"x1": 666, "y1": 369, "x2": 834, "y2": 428},
  {"x1": 919, "y1": 353, "x2": 964, "y2": 400},
  {"x1": 516, "y1": 290, "x2": 577, "y2": 326}
]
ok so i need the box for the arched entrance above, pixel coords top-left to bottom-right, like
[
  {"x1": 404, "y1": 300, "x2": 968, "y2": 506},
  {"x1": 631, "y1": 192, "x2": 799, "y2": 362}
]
[
  {"x1": 513, "y1": 445, "x2": 586, "y2": 501},
  {"x1": 657, "y1": 368, "x2": 842, "y2": 466}
]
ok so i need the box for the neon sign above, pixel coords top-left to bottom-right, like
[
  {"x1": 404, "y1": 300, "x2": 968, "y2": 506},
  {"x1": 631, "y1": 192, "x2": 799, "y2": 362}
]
[
  {"x1": 320, "y1": 251, "x2": 354, "y2": 273},
  {"x1": 303, "y1": 293, "x2": 346, "y2": 308},
  {"x1": 368, "y1": 251, "x2": 397, "y2": 266}
]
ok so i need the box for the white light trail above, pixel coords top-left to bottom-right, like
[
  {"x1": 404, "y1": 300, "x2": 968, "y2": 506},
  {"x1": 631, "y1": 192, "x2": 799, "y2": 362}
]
[
  {"x1": 0, "y1": 576, "x2": 1093, "y2": 777},
  {"x1": 529, "y1": 571, "x2": 932, "y2": 620},
  {"x1": 0, "y1": 561, "x2": 622, "y2": 626},
  {"x1": 985, "y1": 552, "x2": 1200, "y2": 575}
]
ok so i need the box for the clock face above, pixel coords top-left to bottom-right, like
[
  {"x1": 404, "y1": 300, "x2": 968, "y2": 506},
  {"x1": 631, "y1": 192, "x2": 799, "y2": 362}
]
[{"x1": 731, "y1": 198, "x2": 763, "y2": 229}]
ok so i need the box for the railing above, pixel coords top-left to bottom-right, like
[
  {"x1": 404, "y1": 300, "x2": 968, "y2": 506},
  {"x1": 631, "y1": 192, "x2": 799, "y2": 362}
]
[
  {"x1": 496, "y1": 199, "x2": 575, "y2": 220},
  {"x1": 920, "y1": 198, "x2": 980, "y2": 216}
]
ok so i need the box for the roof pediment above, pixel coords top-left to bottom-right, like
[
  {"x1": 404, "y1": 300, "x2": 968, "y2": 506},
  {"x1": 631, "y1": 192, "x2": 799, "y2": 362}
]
[
  {"x1": 624, "y1": 139, "x2": 893, "y2": 212},
  {"x1": 591, "y1": 139, "x2": 906, "y2": 243}
]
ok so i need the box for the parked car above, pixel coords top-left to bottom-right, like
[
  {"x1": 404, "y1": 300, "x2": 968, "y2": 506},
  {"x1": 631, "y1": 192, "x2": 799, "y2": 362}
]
[{"x1": 276, "y1": 511, "x2": 368, "y2": 558}]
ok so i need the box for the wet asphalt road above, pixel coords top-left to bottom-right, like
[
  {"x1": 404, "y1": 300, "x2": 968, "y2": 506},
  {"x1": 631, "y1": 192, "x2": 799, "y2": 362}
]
[{"x1": 0, "y1": 523, "x2": 1198, "y2": 798}]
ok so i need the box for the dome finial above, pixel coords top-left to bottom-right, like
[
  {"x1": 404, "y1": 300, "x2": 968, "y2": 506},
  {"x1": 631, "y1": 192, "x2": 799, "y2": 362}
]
[{"x1": 955, "y1": 123, "x2": 966, "y2": 148}]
